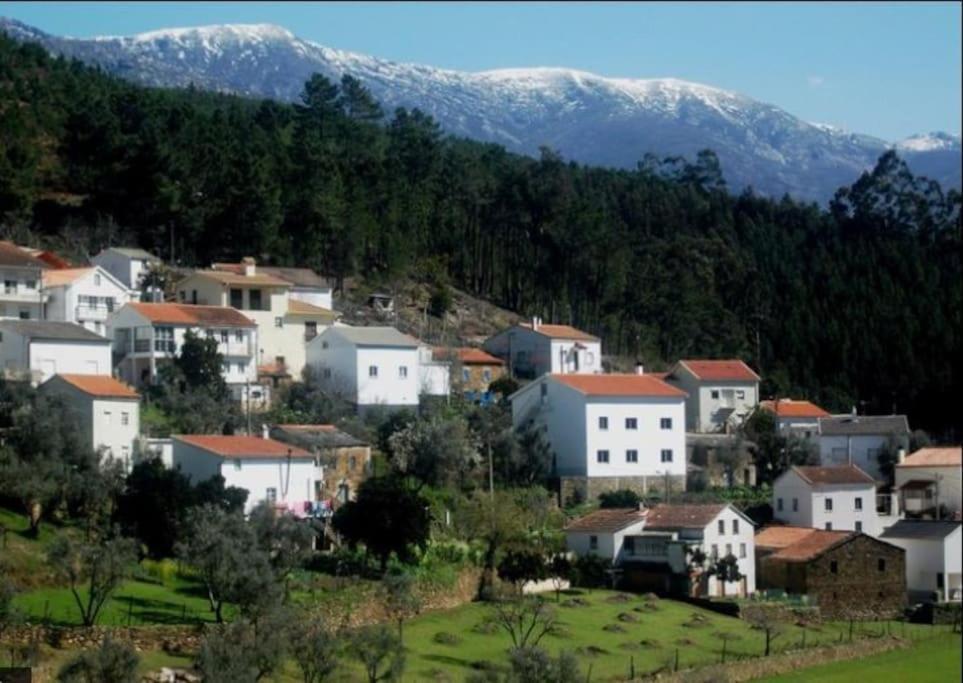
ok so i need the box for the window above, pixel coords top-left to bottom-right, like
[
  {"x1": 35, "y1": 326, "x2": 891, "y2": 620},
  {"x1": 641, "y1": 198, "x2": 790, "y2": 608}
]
[
  {"x1": 718, "y1": 520, "x2": 725, "y2": 535},
  {"x1": 830, "y1": 560, "x2": 838, "y2": 574},
  {"x1": 220, "y1": 330, "x2": 229, "y2": 343},
  {"x1": 596, "y1": 450, "x2": 610, "y2": 464},
  {"x1": 825, "y1": 497, "x2": 833, "y2": 512},
  {"x1": 739, "y1": 543, "x2": 746, "y2": 559},
  {"x1": 825, "y1": 522, "x2": 833, "y2": 530},
  {"x1": 121, "y1": 412, "x2": 129, "y2": 426},
  {"x1": 18, "y1": 310, "x2": 29, "y2": 319},
  {"x1": 249, "y1": 289, "x2": 263, "y2": 310},
  {"x1": 275, "y1": 317, "x2": 283, "y2": 328},
  {"x1": 206, "y1": 329, "x2": 215, "y2": 339},
  {"x1": 103, "y1": 410, "x2": 112, "y2": 425},
  {"x1": 711, "y1": 390, "x2": 720, "y2": 399},
  {"x1": 462, "y1": 368, "x2": 470, "y2": 382},
  {"x1": 661, "y1": 449, "x2": 673, "y2": 463},
  {"x1": 25, "y1": 279, "x2": 36, "y2": 290},
  {"x1": 323, "y1": 368, "x2": 332, "y2": 379},
  {"x1": 598, "y1": 416, "x2": 608, "y2": 430},
  {"x1": 482, "y1": 369, "x2": 492, "y2": 382},
  {"x1": 4, "y1": 280, "x2": 15, "y2": 293},
  {"x1": 854, "y1": 497, "x2": 863, "y2": 511},
  {"x1": 626, "y1": 449, "x2": 638, "y2": 463},
  {"x1": 660, "y1": 417, "x2": 672, "y2": 430},
  {"x1": 94, "y1": 274, "x2": 101, "y2": 286},
  {"x1": 625, "y1": 417, "x2": 638, "y2": 430},
  {"x1": 178, "y1": 291, "x2": 186, "y2": 302},
  {"x1": 266, "y1": 487, "x2": 277, "y2": 503},
  {"x1": 0, "y1": 332, "x2": 3, "y2": 342},
  {"x1": 191, "y1": 289, "x2": 198, "y2": 304},
  {"x1": 399, "y1": 365, "x2": 408, "y2": 379},
  {"x1": 623, "y1": 537, "x2": 635, "y2": 555},
  {"x1": 735, "y1": 389, "x2": 745, "y2": 400},
  {"x1": 725, "y1": 543, "x2": 732, "y2": 556},
  {"x1": 937, "y1": 573, "x2": 945, "y2": 589},
  {"x1": 877, "y1": 558, "x2": 886, "y2": 572},
  {"x1": 792, "y1": 498, "x2": 798, "y2": 512},
  {"x1": 710, "y1": 544, "x2": 718, "y2": 559},
  {"x1": 369, "y1": 365, "x2": 378, "y2": 378},
  {"x1": 855, "y1": 521, "x2": 863, "y2": 532},
  {"x1": 732, "y1": 519, "x2": 739, "y2": 535},
  {"x1": 540, "y1": 383, "x2": 547, "y2": 398},
  {"x1": 777, "y1": 498, "x2": 784, "y2": 511},
  {"x1": 322, "y1": 341, "x2": 329, "y2": 349},
  {"x1": 236, "y1": 362, "x2": 245, "y2": 374},
  {"x1": 586, "y1": 352, "x2": 595, "y2": 365},
  {"x1": 234, "y1": 459, "x2": 242, "y2": 471},
  {"x1": 304, "y1": 321, "x2": 317, "y2": 340},
  {"x1": 235, "y1": 330, "x2": 244, "y2": 343},
  {"x1": 222, "y1": 362, "x2": 231, "y2": 375},
  {"x1": 121, "y1": 445, "x2": 130, "y2": 462},
  {"x1": 589, "y1": 535, "x2": 598, "y2": 550},
  {"x1": 349, "y1": 455, "x2": 357, "y2": 471}
]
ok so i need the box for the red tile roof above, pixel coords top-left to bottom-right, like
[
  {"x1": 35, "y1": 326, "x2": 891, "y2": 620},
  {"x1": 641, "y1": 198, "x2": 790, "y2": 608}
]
[
  {"x1": 42, "y1": 267, "x2": 94, "y2": 287},
  {"x1": 757, "y1": 526, "x2": 854, "y2": 562},
  {"x1": 565, "y1": 508, "x2": 647, "y2": 533},
  {"x1": 677, "y1": 360, "x2": 760, "y2": 382},
  {"x1": 792, "y1": 465, "x2": 876, "y2": 485},
  {"x1": 551, "y1": 374, "x2": 687, "y2": 398},
  {"x1": 127, "y1": 303, "x2": 254, "y2": 327},
  {"x1": 432, "y1": 347, "x2": 505, "y2": 365},
  {"x1": 518, "y1": 322, "x2": 598, "y2": 341},
  {"x1": 898, "y1": 447, "x2": 961, "y2": 468},
  {"x1": 0, "y1": 241, "x2": 49, "y2": 269},
  {"x1": 755, "y1": 525, "x2": 824, "y2": 550},
  {"x1": 643, "y1": 504, "x2": 728, "y2": 530},
  {"x1": 186, "y1": 269, "x2": 291, "y2": 287},
  {"x1": 174, "y1": 435, "x2": 312, "y2": 459},
  {"x1": 286, "y1": 299, "x2": 336, "y2": 317},
  {"x1": 760, "y1": 399, "x2": 830, "y2": 419},
  {"x1": 54, "y1": 374, "x2": 139, "y2": 399}
]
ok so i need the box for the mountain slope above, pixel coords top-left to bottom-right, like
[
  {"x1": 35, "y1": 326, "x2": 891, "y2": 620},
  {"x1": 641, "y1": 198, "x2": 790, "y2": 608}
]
[{"x1": 1, "y1": 18, "x2": 959, "y2": 202}]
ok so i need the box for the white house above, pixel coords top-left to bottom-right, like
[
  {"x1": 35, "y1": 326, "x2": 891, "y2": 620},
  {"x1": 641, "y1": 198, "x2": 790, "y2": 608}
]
[
  {"x1": 107, "y1": 302, "x2": 262, "y2": 403},
  {"x1": 418, "y1": 345, "x2": 451, "y2": 398},
  {"x1": 0, "y1": 241, "x2": 49, "y2": 320},
  {"x1": 510, "y1": 372, "x2": 687, "y2": 500},
  {"x1": 0, "y1": 320, "x2": 112, "y2": 384},
  {"x1": 664, "y1": 360, "x2": 760, "y2": 433},
  {"x1": 176, "y1": 259, "x2": 338, "y2": 382},
  {"x1": 880, "y1": 520, "x2": 962, "y2": 602},
  {"x1": 483, "y1": 318, "x2": 602, "y2": 379},
  {"x1": 39, "y1": 374, "x2": 140, "y2": 472},
  {"x1": 758, "y1": 399, "x2": 830, "y2": 440},
  {"x1": 172, "y1": 432, "x2": 317, "y2": 515},
  {"x1": 91, "y1": 247, "x2": 161, "y2": 295},
  {"x1": 307, "y1": 326, "x2": 421, "y2": 413},
  {"x1": 212, "y1": 262, "x2": 334, "y2": 311},
  {"x1": 817, "y1": 414, "x2": 910, "y2": 480},
  {"x1": 565, "y1": 503, "x2": 756, "y2": 597},
  {"x1": 895, "y1": 447, "x2": 962, "y2": 520},
  {"x1": 41, "y1": 266, "x2": 133, "y2": 337},
  {"x1": 772, "y1": 465, "x2": 898, "y2": 536}
]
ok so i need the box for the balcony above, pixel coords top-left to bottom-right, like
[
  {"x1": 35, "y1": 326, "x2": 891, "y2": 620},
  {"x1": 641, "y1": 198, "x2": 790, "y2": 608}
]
[
  {"x1": 131, "y1": 339, "x2": 176, "y2": 354},
  {"x1": 0, "y1": 290, "x2": 48, "y2": 303},
  {"x1": 217, "y1": 340, "x2": 254, "y2": 357},
  {"x1": 75, "y1": 305, "x2": 112, "y2": 321}
]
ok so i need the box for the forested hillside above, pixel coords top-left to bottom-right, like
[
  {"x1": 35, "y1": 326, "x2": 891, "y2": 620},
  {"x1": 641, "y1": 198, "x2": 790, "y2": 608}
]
[{"x1": 0, "y1": 36, "x2": 959, "y2": 435}]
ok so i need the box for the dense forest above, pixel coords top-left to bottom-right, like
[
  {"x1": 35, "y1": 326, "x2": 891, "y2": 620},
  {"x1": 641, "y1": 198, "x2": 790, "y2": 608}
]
[{"x1": 0, "y1": 36, "x2": 959, "y2": 436}]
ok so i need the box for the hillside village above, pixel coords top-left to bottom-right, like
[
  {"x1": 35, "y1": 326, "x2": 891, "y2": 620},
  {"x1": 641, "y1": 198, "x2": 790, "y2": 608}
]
[{"x1": 0, "y1": 236, "x2": 960, "y2": 680}]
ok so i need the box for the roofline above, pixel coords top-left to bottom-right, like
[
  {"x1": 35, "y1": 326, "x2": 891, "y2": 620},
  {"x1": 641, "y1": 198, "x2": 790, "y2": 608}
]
[
  {"x1": 318, "y1": 326, "x2": 420, "y2": 349},
  {"x1": 771, "y1": 532, "x2": 903, "y2": 564},
  {"x1": 122, "y1": 303, "x2": 257, "y2": 328},
  {"x1": 175, "y1": 271, "x2": 292, "y2": 289},
  {"x1": 512, "y1": 323, "x2": 600, "y2": 342},
  {"x1": 644, "y1": 503, "x2": 756, "y2": 531},
  {"x1": 42, "y1": 265, "x2": 131, "y2": 293},
  {"x1": 171, "y1": 435, "x2": 313, "y2": 459},
  {"x1": 786, "y1": 465, "x2": 875, "y2": 487},
  {"x1": 674, "y1": 359, "x2": 761, "y2": 382},
  {"x1": 43, "y1": 374, "x2": 140, "y2": 400}
]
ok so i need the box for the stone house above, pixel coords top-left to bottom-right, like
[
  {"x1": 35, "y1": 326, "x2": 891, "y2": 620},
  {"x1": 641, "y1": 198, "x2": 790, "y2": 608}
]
[
  {"x1": 433, "y1": 346, "x2": 506, "y2": 397},
  {"x1": 755, "y1": 525, "x2": 906, "y2": 618},
  {"x1": 270, "y1": 424, "x2": 372, "y2": 506}
]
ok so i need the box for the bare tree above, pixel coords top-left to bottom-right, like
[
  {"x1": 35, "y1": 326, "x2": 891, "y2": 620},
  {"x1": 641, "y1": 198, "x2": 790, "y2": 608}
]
[
  {"x1": 490, "y1": 596, "x2": 557, "y2": 650},
  {"x1": 47, "y1": 534, "x2": 137, "y2": 627},
  {"x1": 742, "y1": 604, "x2": 786, "y2": 657}
]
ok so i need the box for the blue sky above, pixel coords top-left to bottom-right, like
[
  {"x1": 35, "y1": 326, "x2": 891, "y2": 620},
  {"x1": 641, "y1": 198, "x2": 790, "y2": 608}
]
[{"x1": 4, "y1": 1, "x2": 961, "y2": 141}]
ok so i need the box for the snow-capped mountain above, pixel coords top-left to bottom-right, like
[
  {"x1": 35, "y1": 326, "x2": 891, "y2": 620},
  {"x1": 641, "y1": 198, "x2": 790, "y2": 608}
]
[{"x1": 2, "y1": 18, "x2": 959, "y2": 202}]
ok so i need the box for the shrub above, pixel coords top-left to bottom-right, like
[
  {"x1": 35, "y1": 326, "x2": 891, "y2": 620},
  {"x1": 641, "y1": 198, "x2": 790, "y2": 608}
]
[
  {"x1": 572, "y1": 555, "x2": 612, "y2": 588},
  {"x1": 138, "y1": 558, "x2": 178, "y2": 586},
  {"x1": 432, "y1": 631, "x2": 462, "y2": 646},
  {"x1": 598, "y1": 489, "x2": 642, "y2": 508}
]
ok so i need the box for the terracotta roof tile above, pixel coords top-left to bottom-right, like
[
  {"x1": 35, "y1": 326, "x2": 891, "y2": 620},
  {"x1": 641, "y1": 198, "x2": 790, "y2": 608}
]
[
  {"x1": 186, "y1": 270, "x2": 291, "y2": 287},
  {"x1": 677, "y1": 360, "x2": 760, "y2": 382},
  {"x1": 53, "y1": 374, "x2": 139, "y2": 399},
  {"x1": 898, "y1": 447, "x2": 961, "y2": 468},
  {"x1": 755, "y1": 525, "x2": 824, "y2": 550},
  {"x1": 551, "y1": 374, "x2": 687, "y2": 398},
  {"x1": 518, "y1": 322, "x2": 598, "y2": 341},
  {"x1": 174, "y1": 435, "x2": 312, "y2": 459},
  {"x1": 643, "y1": 504, "x2": 728, "y2": 530},
  {"x1": 760, "y1": 399, "x2": 830, "y2": 419},
  {"x1": 42, "y1": 267, "x2": 94, "y2": 287},
  {"x1": 127, "y1": 303, "x2": 255, "y2": 327},
  {"x1": 432, "y1": 347, "x2": 505, "y2": 365},
  {"x1": 565, "y1": 508, "x2": 647, "y2": 533},
  {"x1": 286, "y1": 299, "x2": 336, "y2": 317},
  {"x1": 764, "y1": 528, "x2": 854, "y2": 562},
  {"x1": 0, "y1": 241, "x2": 50, "y2": 269},
  {"x1": 792, "y1": 465, "x2": 876, "y2": 485}
]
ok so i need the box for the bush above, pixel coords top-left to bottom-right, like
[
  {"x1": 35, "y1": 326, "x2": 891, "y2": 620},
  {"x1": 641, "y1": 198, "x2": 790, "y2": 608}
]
[
  {"x1": 429, "y1": 283, "x2": 453, "y2": 318},
  {"x1": 137, "y1": 558, "x2": 179, "y2": 586},
  {"x1": 56, "y1": 637, "x2": 139, "y2": 683},
  {"x1": 572, "y1": 555, "x2": 612, "y2": 589},
  {"x1": 433, "y1": 631, "x2": 462, "y2": 646},
  {"x1": 598, "y1": 489, "x2": 641, "y2": 509}
]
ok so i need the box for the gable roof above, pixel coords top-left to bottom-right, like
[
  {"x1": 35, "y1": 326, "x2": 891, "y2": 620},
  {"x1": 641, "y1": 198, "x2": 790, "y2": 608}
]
[
  {"x1": 0, "y1": 241, "x2": 49, "y2": 269},
  {"x1": 565, "y1": 508, "x2": 646, "y2": 533},
  {"x1": 818, "y1": 415, "x2": 910, "y2": 436},
  {"x1": 790, "y1": 465, "x2": 876, "y2": 486},
  {"x1": 125, "y1": 303, "x2": 255, "y2": 328},
  {"x1": 286, "y1": 298, "x2": 337, "y2": 318},
  {"x1": 760, "y1": 527, "x2": 855, "y2": 562},
  {"x1": 517, "y1": 322, "x2": 598, "y2": 342},
  {"x1": 551, "y1": 373, "x2": 687, "y2": 398},
  {"x1": 271, "y1": 424, "x2": 368, "y2": 449},
  {"x1": 760, "y1": 399, "x2": 830, "y2": 419},
  {"x1": 184, "y1": 270, "x2": 291, "y2": 288},
  {"x1": 212, "y1": 263, "x2": 331, "y2": 289},
  {"x1": 755, "y1": 525, "x2": 827, "y2": 550},
  {"x1": 675, "y1": 360, "x2": 760, "y2": 382},
  {"x1": 880, "y1": 520, "x2": 961, "y2": 541},
  {"x1": 0, "y1": 320, "x2": 108, "y2": 343},
  {"x1": 432, "y1": 347, "x2": 505, "y2": 365},
  {"x1": 50, "y1": 374, "x2": 139, "y2": 399},
  {"x1": 173, "y1": 435, "x2": 312, "y2": 459},
  {"x1": 100, "y1": 247, "x2": 159, "y2": 260},
  {"x1": 898, "y1": 447, "x2": 961, "y2": 468},
  {"x1": 326, "y1": 326, "x2": 419, "y2": 348},
  {"x1": 643, "y1": 503, "x2": 735, "y2": 531},
  {"x1": 41, "y1": 267, "x2": 94, "y2": 287}
]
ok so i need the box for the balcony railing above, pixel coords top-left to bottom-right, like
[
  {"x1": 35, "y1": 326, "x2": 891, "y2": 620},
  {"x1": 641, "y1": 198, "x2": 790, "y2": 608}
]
[
  {"x1": 131, "y1": 339, "x2": 175, "y2": 354},
  {"x1": 1, "y1": 290, "x2": 48, "y2": 303},
  {"x1": 75, "y1": 305, "x2": 112, "y2": 321}
]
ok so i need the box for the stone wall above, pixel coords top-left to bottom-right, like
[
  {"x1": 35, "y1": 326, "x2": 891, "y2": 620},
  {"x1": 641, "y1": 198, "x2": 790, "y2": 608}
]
[
  {"x1": 559, "y1": 474, "x2": 687, "y2": 506},
  {"x1": 2, "y1": 624, "x2": 203, "y2": 654}
]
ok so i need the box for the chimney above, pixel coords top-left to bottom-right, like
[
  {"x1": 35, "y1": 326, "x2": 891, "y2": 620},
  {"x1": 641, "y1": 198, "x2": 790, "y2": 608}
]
[
  {"x1": 242, "y1": 257, "x2": 256, "y2": 277},
  {"x1": 531, "y1": 316, "x2": 539, "y2": 331},
  {"x1": 897, "y1": 447, "x2": 906, "y2": 464},
  {"x1": 634, "y1": 361, "x2": 644, "y2": 375},
  {"x1": 851, "y1": 405, "x2": 857, "y2": 416},
  {"x1": 261, "y1": 423, "x2": 270, "y2": 440}
]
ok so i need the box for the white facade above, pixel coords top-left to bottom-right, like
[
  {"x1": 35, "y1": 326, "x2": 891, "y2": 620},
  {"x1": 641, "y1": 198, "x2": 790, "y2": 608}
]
[
  {"x1": 39, "y1": 375, "x2": 140, "y2": 472},
  {"x1": 483, "y1": 321, "x2": 602, "y2": 379},
  {"x1": 43, "y1": 267, "x2": 133, "y2": 337},
  {"x1": 818, "y1": 434, "x2": 896, "y2": 480},
  {"x1": 172, "y1": 437, "x2": 318, "y2": 515},
  {"x1": 0, "y1": 263, "x2": 47, "y2": 320},
  {"x1": 695, "y1": 507, "x2": 757, "y2": 597},
  {"x1": 289, "y1": 286, "x2": 333, "y2": 312},
  {"x1": 307, "y1": 327, "x2": 421, "y2": 411},
  {"x1": 418, "y1": 346, "x2": 450, "y2": 397},
  {"x1": 773, "y1": 467, "x2": 889, "y2": 536},
  {"x1": 895, "y1": 464, "x2": 962, "y2": 517},
  {"x1": 881, "y1": 523, "x2": 962, "y2": 602},
  {"x1": 0, "y1": 323, "x2": 112, "y2": 384},
  {"x1": 91, "y1": 247, "x2": 160, "y2": 291},
  {"x1": 566, "y1": 518, "x2": 648, "y2": 564},
  {"x1": 665, "y1": 362, "x2": 759, "y2": 433},
  {"x1": 511, "y1": 375, "x2": 686, "y2": 480}
]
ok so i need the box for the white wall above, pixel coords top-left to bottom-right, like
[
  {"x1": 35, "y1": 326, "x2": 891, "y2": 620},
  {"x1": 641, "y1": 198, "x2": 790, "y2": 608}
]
[
  {"x1": 549, "y1": 339, "x2": 602, "y2": 374},
  {"x1": 566, "y1": 519, "x2": 648, "y2": 564},
  {"x1": 485, "y1": 327, "x2": 600, "y2": 378},
  {"x1": 884, "y1": 529, "x2": 962, "y2": 601},
  {"x1": 44, "y1": 268, "x2": 133, "y2": 336},
  {"x1": 418, "y1": 347, "x2": 450, "y2": 397},
  {"x1": 895, "y1": 465, "x2": 962, "y2": 516},
  {"x1": 512, "y1": 378, "x2": 587, "y2": 476},
  {"x1": 819, "y1": 434, "x2": 909, "y2": 480},
  {"x1": 584, "y1": 396, "x2": 686, "y2": 479},
  {"x1": 26, "y1": 340, "x2": 111, "y2": 383},
  {"x1": 290, "y1": 287, "x2": 333, "y2": 311},
  {"x1": 355, "y1": 346, "x2": 420, "y2": 407},
  {"x1": 701, "y1": 508, "x2": 756, "y2": 596},
  {"x1": 773, "y1": 469, "x2": 881, "y2": 535}
]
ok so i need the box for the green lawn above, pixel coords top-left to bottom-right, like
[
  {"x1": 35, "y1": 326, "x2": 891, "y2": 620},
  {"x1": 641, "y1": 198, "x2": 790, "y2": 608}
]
[{"x1": 763, "y1": 632, "x2": 962, "y2": 682}]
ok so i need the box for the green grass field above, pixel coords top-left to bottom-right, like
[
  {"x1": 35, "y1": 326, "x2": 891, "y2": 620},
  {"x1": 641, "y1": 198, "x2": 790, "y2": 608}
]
[{"x1": 763, "y1": 632, "x2": 962, "y2": 682}]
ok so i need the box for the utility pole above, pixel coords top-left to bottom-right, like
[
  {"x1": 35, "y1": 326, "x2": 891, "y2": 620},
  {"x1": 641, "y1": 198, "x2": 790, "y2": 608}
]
[{"x1": 488, "y1": 440, "x2": 494, "y2": 500}]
